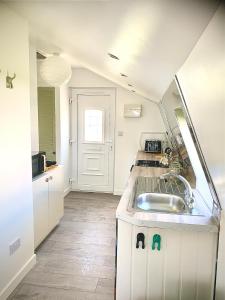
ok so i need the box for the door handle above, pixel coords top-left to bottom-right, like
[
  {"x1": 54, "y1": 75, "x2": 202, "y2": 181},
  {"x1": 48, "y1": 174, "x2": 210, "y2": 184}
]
[{"x1": 136, "y1": 233, "x2": 145, "y2": 249}]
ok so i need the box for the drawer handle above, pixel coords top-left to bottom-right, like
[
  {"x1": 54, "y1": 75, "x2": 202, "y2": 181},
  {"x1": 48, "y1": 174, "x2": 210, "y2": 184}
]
[
  {"x1": 136, "y1": 233, "x2": 145, "y2": 249},
  {"x1": 152, "y1": 234, "x2": 161, "y2": 251},
  {"x1": 45, "y1": 178, "x2": 49, "y2": 182},
  {"x1": 49, "y1": 176, "x2": 53, "y2": 180}
]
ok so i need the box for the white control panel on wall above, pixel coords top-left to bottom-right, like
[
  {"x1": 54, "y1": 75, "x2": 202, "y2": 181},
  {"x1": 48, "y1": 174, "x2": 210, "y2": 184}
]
[
  {"x1": 124, "y1": 104, "x2": 142, "y2": 118},
  {"x1": 9, "y1": 238, "x2": 21, "y2": 256}
]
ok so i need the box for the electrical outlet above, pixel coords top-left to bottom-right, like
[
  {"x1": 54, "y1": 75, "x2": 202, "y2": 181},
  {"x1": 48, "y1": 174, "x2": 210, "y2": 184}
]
[{"x1": 9, "y1": 238, "x2": 21, "y2": 256}]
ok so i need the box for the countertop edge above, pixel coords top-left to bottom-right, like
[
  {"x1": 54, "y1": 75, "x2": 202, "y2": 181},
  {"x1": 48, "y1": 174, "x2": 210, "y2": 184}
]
[{"x1": 116, "y1": 152, "x2": 219, "y2": 232}]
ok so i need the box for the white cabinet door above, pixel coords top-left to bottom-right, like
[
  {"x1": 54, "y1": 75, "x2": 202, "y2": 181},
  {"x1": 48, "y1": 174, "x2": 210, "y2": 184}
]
[
  {"x1": 147, "y1": 228, "x2": 166, "y2": 300},
  {"x1": 146, "y1": 229, "x2": 216, "y2": 300},
  {"x1": 48, "y1": 166, "x2": 64, "y2": 231},
  {"x1": 147, "y1": 229, "x2": 216, "y2": 300},
  {"x1": 33, "y1": 166, "x2": 64, "y2": 248},
  {"x1": 116, "y1": 220, "x2": 132, "y2": 300},
  {"x1": 32, "y1": 175, "x2": 49, "y2": 248},
  {"x1": 131, "y1": 226, "x2": 148, "y2": 300},
  {"x1": 131, "y1": 227, "x2": 166, "y2": 300}
]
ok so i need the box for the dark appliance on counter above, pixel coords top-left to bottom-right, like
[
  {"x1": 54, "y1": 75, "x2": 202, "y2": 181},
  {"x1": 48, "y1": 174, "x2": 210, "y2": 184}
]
[
  {"x1": 32, "y1": 151, "x2": 46, "y2": 178},
  {"x1": 46, "y1": 160, "x2": 57, "y2": 167},
  {"x1": 135, "y1": 160, "x2": 169, "y2": 168},
  {"x1": 144, "y1": 140, "x2": 162, "y2": 153}
]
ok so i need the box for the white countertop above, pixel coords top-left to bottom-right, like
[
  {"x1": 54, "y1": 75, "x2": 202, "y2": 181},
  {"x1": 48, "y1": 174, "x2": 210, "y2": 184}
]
[
  {"x1": 32, "y1": 165, "x2": 59, "y2": 181},
  {"x1": 116, "y1": 153, "x2": 218, "y2": 232}
]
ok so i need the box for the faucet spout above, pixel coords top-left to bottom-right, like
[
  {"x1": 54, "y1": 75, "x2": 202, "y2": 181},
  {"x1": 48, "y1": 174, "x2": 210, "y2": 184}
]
[{"x1": 161, "y1": 171, "x2": 194, "y2": 209}]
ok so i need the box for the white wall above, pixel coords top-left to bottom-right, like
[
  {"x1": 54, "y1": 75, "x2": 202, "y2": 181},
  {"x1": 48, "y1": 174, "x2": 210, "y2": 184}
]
[
  {"x1": 177, "y1": 3, "x2": 225, "y2": 299},
  {"x1": 69, "y1": 68, "x2": 165, "y2": 194},
  {"x1": 0, "y1": 4, "x2": 35, "y2": 299},
  {"x1": 57, "y1": 85, "x2": 71, "y2": 195},
  {"x1": 29, "y1": 44, "x2": 39, "y2": 152}
]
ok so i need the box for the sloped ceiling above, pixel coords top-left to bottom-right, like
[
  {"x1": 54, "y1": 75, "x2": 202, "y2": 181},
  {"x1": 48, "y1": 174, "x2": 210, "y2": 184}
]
[{"x1": 3, "y1": 0, "x2": 219, "y2": 102}]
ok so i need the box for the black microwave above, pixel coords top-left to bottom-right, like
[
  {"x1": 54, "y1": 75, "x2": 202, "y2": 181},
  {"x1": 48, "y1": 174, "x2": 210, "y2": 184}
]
[
  {"x1": 32, "y1": 151, "x2": 46, "y2": 178},
  {"x1": 144, "y1": 140, "x2": 162, "y2": 153}
]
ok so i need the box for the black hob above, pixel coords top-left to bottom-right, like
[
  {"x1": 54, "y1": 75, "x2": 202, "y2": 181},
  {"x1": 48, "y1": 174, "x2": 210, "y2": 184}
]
[{"x1": 135, "y1": 160, "x2": 169, "y2": 168}]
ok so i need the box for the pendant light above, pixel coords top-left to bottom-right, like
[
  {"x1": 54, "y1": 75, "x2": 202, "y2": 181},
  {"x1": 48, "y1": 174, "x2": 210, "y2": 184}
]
[{"x1": 39, "y1": 53, "x2": 72, "y2": 87}]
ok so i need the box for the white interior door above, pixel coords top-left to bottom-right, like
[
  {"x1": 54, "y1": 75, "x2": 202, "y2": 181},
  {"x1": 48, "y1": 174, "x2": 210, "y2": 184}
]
[{"x1": 71, "y1": 88, "x2": 115, "y2": 192}]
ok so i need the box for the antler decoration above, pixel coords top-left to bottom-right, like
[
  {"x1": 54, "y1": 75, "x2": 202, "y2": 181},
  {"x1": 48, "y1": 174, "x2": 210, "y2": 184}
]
[{"x1": 6, "y1": 72, "x2": 16, "y2": 89}]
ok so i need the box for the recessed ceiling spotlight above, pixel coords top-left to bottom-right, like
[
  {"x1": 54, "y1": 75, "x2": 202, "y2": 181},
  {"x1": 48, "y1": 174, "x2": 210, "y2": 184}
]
[
  {"x1": 120, "y1": 73, "x2": 127, "y2": 77},
  {"x1": 108, "y1": 53, "x2": 119, "y2": 60},
  {"x1": 128, "y1": 84, "x2": 133, "y2": 87}
]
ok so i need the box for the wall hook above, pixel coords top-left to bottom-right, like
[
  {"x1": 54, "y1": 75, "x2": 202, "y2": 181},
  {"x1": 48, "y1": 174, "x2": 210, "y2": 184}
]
[
  {"x1": 136, "y1": 232, "x2": 145, "y2": 249},
  {"x1": 6, "y1": 72, "x2": 16, "y2": 89},
  {"x1": 152, "y1": 234, "x2": 161, "y2": 251}
]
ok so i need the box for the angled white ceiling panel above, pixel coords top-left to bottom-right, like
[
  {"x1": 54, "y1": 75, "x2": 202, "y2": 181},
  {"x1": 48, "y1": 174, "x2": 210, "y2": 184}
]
[{"x1": 3, "y1": 0, "x2": 219, "y2": 101}]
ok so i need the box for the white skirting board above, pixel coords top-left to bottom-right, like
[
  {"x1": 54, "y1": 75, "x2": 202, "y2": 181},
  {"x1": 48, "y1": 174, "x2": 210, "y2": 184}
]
[
  {"x1": 0, "y1": 254, "x2": 36, "y2": 300},
  {"x1": 113, "y1": 189, "x2": 123, "y2": 196},
  {"x1": 64, "y1": 185, "x2": 72, "y2": 197},
  {"x1": 69, "y1": 187, "x2": 123, "y2": 196}
]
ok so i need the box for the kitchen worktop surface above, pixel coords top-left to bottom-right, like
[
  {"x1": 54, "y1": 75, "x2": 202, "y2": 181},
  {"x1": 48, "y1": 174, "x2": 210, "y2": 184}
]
[
  {"x1": 136, "y1": 150, "x2": 164, "y2": 161},
  {"x1": 32, "y1": 165, "x2": 59, "y2": 181},
  {"x1": 116, "y1": 151, "x2": 218, "y2": 232}
]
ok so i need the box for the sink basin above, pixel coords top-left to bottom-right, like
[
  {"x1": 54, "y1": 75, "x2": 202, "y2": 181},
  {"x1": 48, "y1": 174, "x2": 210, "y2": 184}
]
[{"x1": 135, "y1": 193, "x2": 186, "y2": 213}]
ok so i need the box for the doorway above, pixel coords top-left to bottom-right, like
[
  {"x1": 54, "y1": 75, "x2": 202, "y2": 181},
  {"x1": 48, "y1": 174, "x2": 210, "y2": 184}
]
[
  {"x1": 38, "y1": 87, "x2": 56, "y2": 162},
  {"x1": 71, "y1": 88, "x2": 115, "y2": 193}
]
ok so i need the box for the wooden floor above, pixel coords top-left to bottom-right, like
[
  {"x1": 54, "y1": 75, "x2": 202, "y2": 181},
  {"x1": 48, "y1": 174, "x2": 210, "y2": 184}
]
[{"x1": 9, "y1": 191, "x2": 120, "y2": 300}]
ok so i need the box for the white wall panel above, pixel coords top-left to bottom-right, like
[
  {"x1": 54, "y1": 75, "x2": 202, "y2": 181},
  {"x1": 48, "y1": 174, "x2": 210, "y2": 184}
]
[
  {"x1": 29, "y1": 44, "x2": 39, "y2": 152},
  {"x1": 177, "y1": 4, "x2": 225, "y2": 298},
  {"x1": 0, "y1": 4, "x2": 35, "y2": 298}
]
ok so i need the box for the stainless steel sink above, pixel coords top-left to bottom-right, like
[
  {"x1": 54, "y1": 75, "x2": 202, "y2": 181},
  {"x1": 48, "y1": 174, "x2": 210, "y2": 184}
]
[{"x1": 135, "y1": 192, "x2": 187, "y2": 213}]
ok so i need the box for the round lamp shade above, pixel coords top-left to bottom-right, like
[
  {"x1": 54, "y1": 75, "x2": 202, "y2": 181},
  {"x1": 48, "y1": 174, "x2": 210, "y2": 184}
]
[{"x1": 40, "y1": 55, "x2": 72, "y2": 87}]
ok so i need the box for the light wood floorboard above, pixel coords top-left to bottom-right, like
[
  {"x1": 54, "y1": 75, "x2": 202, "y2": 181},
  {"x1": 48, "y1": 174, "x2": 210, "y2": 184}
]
[{"x1": 8, "y1": 191, "x2": 120, "y2": 300}]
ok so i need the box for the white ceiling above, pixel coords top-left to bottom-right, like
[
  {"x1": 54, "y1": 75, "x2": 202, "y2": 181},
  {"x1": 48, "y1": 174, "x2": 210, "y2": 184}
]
[{"x1": 3, "y1": 0, "x2": 219, "y2": 101}]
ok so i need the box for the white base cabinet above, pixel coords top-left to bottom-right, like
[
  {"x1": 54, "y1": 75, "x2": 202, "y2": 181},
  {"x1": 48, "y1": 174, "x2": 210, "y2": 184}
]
[
  {"x1": 32, "y1": 166, "x2": 64, "y2": 248},
  {"x1": 116, "y1": 220, "x2": 217, "y2": 300}
]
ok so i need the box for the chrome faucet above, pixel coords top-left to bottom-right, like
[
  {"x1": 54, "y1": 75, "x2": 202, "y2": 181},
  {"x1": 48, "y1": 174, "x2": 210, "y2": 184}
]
[{"x1": 160, "y1": 171, "x2": 194, "y2": 210}]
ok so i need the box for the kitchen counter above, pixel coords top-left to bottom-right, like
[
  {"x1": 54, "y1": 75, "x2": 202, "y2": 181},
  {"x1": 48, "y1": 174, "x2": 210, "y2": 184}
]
[
  {"x1": 116, "y1": 152, "x2": 218, "y2": 232},
  {"x1": 136, "y1": 150, "x2": 164, "y2": 161},
  {"x1": 32, "y1": 165, "x2": 58, "y2": 181}
]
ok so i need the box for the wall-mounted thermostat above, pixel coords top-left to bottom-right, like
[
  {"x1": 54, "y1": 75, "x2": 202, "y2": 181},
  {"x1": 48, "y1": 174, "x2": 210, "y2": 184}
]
[{"x1": 124, "y1": 104, "x2": 142, "y2": 118}]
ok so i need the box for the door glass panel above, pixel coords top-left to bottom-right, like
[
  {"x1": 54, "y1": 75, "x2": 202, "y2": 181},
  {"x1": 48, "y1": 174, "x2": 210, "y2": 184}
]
[{"x1": 84, "y1": 109, "x2": 104, "y2": 143}]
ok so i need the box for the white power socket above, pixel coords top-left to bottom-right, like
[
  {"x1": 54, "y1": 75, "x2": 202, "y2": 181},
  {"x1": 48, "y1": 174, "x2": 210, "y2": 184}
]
[{"x1": 9, "y1": 238, "x2": 21, "y2": 256}]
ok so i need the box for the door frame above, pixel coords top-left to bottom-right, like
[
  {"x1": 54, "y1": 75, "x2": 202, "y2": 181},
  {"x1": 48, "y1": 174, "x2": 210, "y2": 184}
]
[{"x1": 70, "y1": 87, "x2": 116, "y2": 193}]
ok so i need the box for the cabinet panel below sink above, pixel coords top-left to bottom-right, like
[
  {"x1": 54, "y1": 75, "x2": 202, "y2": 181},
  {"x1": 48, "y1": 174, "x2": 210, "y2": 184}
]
[{"x1": 116, "y1": 219, "x2": 217, "y2": 300}]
